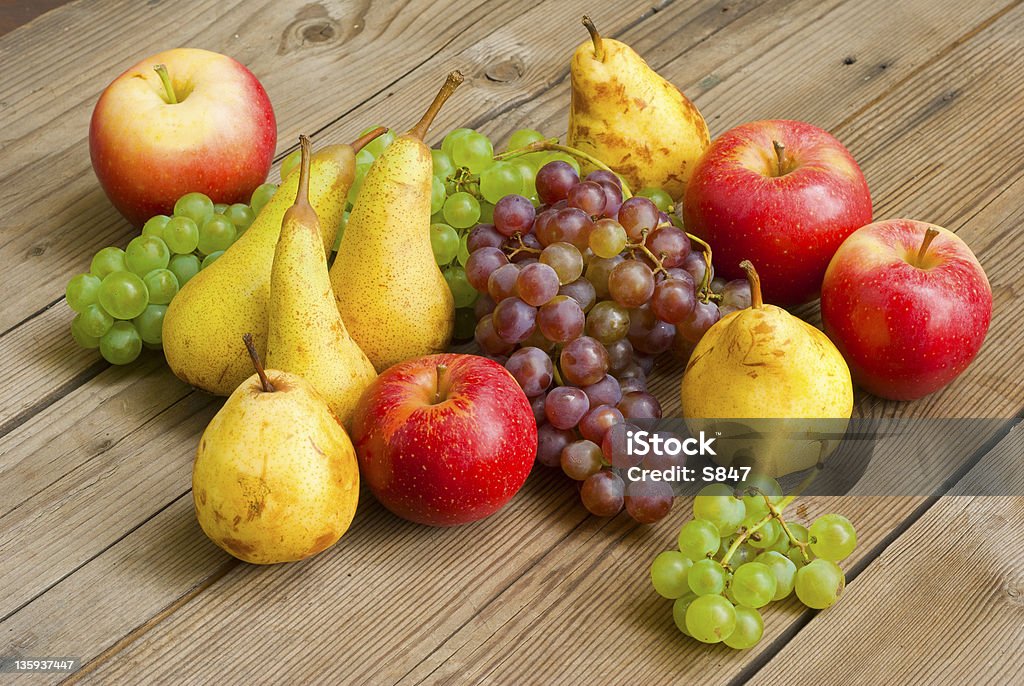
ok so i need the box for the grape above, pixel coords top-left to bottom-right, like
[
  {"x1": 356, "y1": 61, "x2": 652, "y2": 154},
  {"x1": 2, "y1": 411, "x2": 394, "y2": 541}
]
[
  {"x1": 537, "y1": 423, "x2": 576, "y2": 468},
  {"x1": 488, "y1": 263, "x2": 521, "y2": 302},
  {"x1": 608, "y1": 260, "x2": 655, "y2": 308},
  {"x1": 452, "y1": 131, "x2": 494, "y2": 173},
  {"x1": 645, "y1": 226, "x2": 690, "y2": 268},
  {"x1": 688, "y1": 558, "x2": 729, "y2": 596},
  {"x1": 540, "y1": 242, "x2": 584, "y2": 285},
  {"x1": 492, "y1": 194, "x2": 536, "y2": 237},
  {"x1": 618, "y1": 391, "x2": 663, "y2": 420},
  {"x1": 755, "y1": 551, "x2": 798, "y2": 600},
  {"x1": 91, "y1": 247, "x2": 127, "y2": 278},
  {"x1": 617, "y1": 196, "x2": 660, "y2": 240},
  {"x1": 513, "y1": 262, "x2": 559, "y2": 307},
  {"x1": 678, "y1": 299, "x2": 721, "y2": 344},
  {"x1": 627, "y1": 306, "x2": 676, "y2": 355},
  {"x1": 748, "y1": 519, "x2": 782, "y2": 550},
  {"x1": 618, "y1": 376, "x2": 647, "y2": 395},
  {"x1": 70, "y1": 318, "x2": 100, "y2": 349},
  {"x1": 588, "y1": 218, "x2": 627, "y2": 258},
  {"x1": 724, "y1": 606, "x2": 763, "y2": 650},
  {"x1": 558, "y1": 278, "x2": 596, "y2": 312},
  {"x1": 480, "y1": 161, "x2": 526, "y2": 203},
  {"x1": 224, "y1": 204, "x2": 255, "y2": 232},
  {"x1": 529, "y1": 394, "x2": 547, "y2": 423},
  {"x1": 507, "y1": 128, "x2": 545, "y2": 151},
  {"x1": 637, "y1": 187, "x2": 673, "y2": 213},
  {"x1": 430, "y1": 223, "x2": 460, "y2": 266},
  {"x1": 721, "y1": 537, "x2": 756, "y2": 569},
  {"x1": 809, "y1": 514, "x2": 857, "y2": 561},
  {"x1": 474, "y1": 314, "x2": 515, "y2": 355},
  {"x1": 585, "y1": 300, "x2": 630, "y2": 345},
  {"x1": 505, "y1": 347, "x2": 553, "y2": 397},
  {"x1": 168, "y1": 254, "x2": 201, "y2": 286},
  {"x1": 542, "y1": 152, "x2": 581, "y2": 174},
  {"x1": 536, "y1": 161, "x2": 579, "y2": 204},
  {"x1": 581, "y1": 470, "x2": 625, "y2": 516},
  {"x1": 567, "y1": 181, "x2": 606, "y2": 217},
  {"x1": 197, "y1": 214, "x2": 236, "y2": 256},
  {"x1": 443, "y1": 191, "x2": 482, "y2": 229},
  {"x1": 624, "y1": 479, "x2": 673, "y2": 523},
  {"x1": 603, "y1": 338, "x2": 632, "y2": 374},
  {"x1": 686, "y1": 595, "x2": 736, "y2": 644},
  {"x1": 522, "y1": 327, "x2": 556, "y2": 354},
  {"x1": 432, "y1": 148, "x2": 458, "y2": 181},
  {"x1": 536, "y1": 295, "x2": 585, "y2": 342},
  {"x1": 468, "y1": 223, "x2": 505, "y2": 252},
  {"x1": 441, "y1": 127, "x2": 474, "y2": 157},
  {"x1": 492, "y1": 297, "x2": 536, "y2": 342},
  {"x1": 560, "y1": 336, "x2": 609, "y2": 386},
  {"x1": 98, "y1": 272, "x2": 148, "y2": 320},
  {"x1": 74, "y1": 304, "x2": 113, "y2": 338},
  {"x1": 201, "y1": 251, "x2": 224, "y2": 269},
  {"x1": 474, "y1": 293, "x2": 497, "y2": 319},
  {"x1": 585, "y1": 255, "x2": 624, "y2": 299},
  {"x1": 99, "y1": 321, "x2": 142, "y2": 365},
  {"x1": 348, "y1": 162, "x2": 371, "y2": 205},
  {"x1": 795, "y1": 559, "x2": 845, "y2": 609},
  {"x1": 672, "y1": 593, "x2": 698, "y2": 636},
  {"x1": 360, "y1": 125, "x2": 395, "y2": 158},
  {"x1": 678, "y1": 519, "x2": 720, "y2": 561},
  {"x1": 742, "y1": 473, "x2": 783, "y2": 504},
  {"x1": 598, "y1": 183, "x2": 624, "y2": 219},
  {"x1": 693, "y1": 483, "x2": 746, "y2": 536},
  {"x1": 428, "y1": 176, "x2": 446, "y2": 215},
  {"x1": 133, "y1": 304, "x2": 167, "y2": 345},
  {"x1": 141, "y1": 215, "x2": 170, "y2": 240},
  {"x1": 66, "y1": 273, "x2": 102, "y2": 312},
  {"x1": 174, "y1": 192, "x2": 214, "y2": 227},
  {"x1": 601, "y1": 421, "x2": 642, "y2": 468},
  {"x1": 721, "y1": 279, "x2": 753, "y2": 309},
  {"x1": 444, "y1": 266, "x2": 477, "y2": 308},
  {"x1": 730, "y1": 562, "x2": 777, "y2": 609},
  {"x1": 651, "y1": 278, "x2": 696, "y2": 323},
  {"x1": 651, "y1": 550, "x2": 694, "y2": 599},
  {"x1": 164, "y1": 216, "x2": 200, "y2": 255},
  {"x1": 465, "y1": 247, "x2": 509, "y2": 291},
  {"x1": 710, "y1": 276, "x2": 728, "y2": 294},
  {"x1": 551, "y1": 208, "x2": 593, "y2": 250},
  {"x1": 561, "y1": 439, "x2": 604, "y2": 480},
  {"x1": 143, "y1": 268, "x2": 179, "y2": 305},
  {"x1": 578, "y1": 404, "x2": 623, "y2": 444},
  {"x1": 250, "y1": 183, "x2": 278, "y2": 215},
  {"x1": 682, "y1": 250, "x2": 711, "y2": 286},
  {"x1": 545, "y1": 386, "x2": 590, "y2": 430},
  {"x1": 582, "y1": 374, "x2": 622, "y2": 408}
]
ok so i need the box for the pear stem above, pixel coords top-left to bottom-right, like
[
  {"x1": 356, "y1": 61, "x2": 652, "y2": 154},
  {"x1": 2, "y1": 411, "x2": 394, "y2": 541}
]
[
  {"x1": 295, "y1": 135, "x2": 313, "y2": 207},
  {"x1": 739, "y1": 260, "x2": 764, "y2": 309},
  {"x1": 409, "y1": 71, "x2": 464, "y2": 142},
  {"x1": 494, "y1": 139, "x2": 633, "y2": 198},
  {"x1": 153, "y1": 64, "x2": 177, "y2": 104},
  {"x1": 772, "y1": 140, "x2": 787, "y2": 176},
  {"x1": 434, "y1": 364, "x2": 451, "y2": 404},
  {"x1": 582, "y1": 16, "x2": 604, "y2": 61},
  {"x1": 915, "y1": 227, "x2": 940, "y2": 266},
  {"x1": 243, "y1": 333, "x2": 275, "y2": 393},
  {"x1": 350, "y1": 126, "x2": 388, "y2": 154}
]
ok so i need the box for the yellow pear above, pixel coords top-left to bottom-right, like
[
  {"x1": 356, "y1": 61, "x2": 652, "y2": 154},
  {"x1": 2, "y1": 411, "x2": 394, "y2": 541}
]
[
  {"x1": 162, "y1": 127, "x2": 386, "y2": 396},
  {"x1": 266, "y1": 135, "x2": 376, "y2": 427},
  {"x1": 331, "y1": 72, "x2": 463, "y2": 371},
  {"x1": 193, "y1": 335, "x2": 359, "y2": 564},
  {"x1": 681, "y1": 261, "x2": 853, "y2": 477},
  {"x1": 567, "y1": 16, "x2": 710, "y2": 200}
]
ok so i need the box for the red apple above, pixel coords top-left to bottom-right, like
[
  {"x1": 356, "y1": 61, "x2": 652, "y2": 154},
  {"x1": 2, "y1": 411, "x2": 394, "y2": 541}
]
[
  {"x1": 90, "y1": 48, "x2": 276, "y2": 227},
  {"x1": 351, "y1": 353, "x2": 537, "y2": 526},
  {"x1": 820, "y1": 219, "x2": 992, "y2": 400},
  {"x1": 682, "y1": 120, "x2": 872, "y2": 306}
]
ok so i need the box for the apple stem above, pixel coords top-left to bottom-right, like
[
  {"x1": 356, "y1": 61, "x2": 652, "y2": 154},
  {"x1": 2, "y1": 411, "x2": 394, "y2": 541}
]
[
  {"x1": 295, "y1": 135, "x2": 313, "y2": 207},
  {"x1": 153, "y1": 64, "x2": 178, "y2": 105},
  {"x1": 582, "y1": 16, "x2": 605, "y2": 61},
  {"x1": 243, "y1": 333, "x2": 275, "y2": 393},
  {"x1": 772, "y1": 140, "x2": 787, "y2": 177},
  {"x1": 915, "y1": 227, "x2": 940, "y2": 266},
  {"x1": 350, "y1": 126, "x2": 388, "y2": 154},
  {"x1": 409, "y1": 71, "x2": 464, "y2": 142},
  {"x1": 739, "y1": 260, "x2": 764, "y2": 309},
  {"x1": 434, "y1": 364, "x2": 451, "y2": 404}
]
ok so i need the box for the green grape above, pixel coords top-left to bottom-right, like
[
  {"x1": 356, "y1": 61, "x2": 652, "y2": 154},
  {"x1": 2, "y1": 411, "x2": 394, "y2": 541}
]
[
  {"x1": 687, "y1": 558, "x2": 728, "y2": 596},
  {"x1": 361, "y1": 125, "x2": 396, "y2": 158},
  {"x1": 764, "y1": 529, "x2": 792, "y2": 554},
  {"x1": 677, "y1": 519, "x2": 720, "y2": 561},
  {"x1": 98, "y1": 272, "x2": 148, "y2": 320},
  {"x1": 444, "y1": 266, "x2": 478, "y2": 308},
  {"x1": 730, "y1": 562, "x2": 777, "y2": 609},
  {"x1": 443, "y1": 191, "x2": 481, "y2": 229},
  {"x1": 280, "y1": 148, "x2": 302, "y2": 180},
  {"x1": 479, "y1": 201, "x2": 495, "y2": 224},
  {"x1": 355, "y1": 148, "x2": 375, "y2": 166},
  {"x1": 755, "y1": 550, "x2": 797, "y2": 600},
  {"x1": 441, "y1": 128, "x2": 474, "y2": 157},
  {"x1": 693, "y1": 483, "x2": 746, "y2": 536},
  {"x1": 168, "y1": 254, "x2": 201, "y2": 286},
  {"x1": 785, "y1": 523, "x2": 812, "y2": 565},
  {"x1": 638, "y1": 187, "x2": 673, "y2": 213},
  {"x1": 431, "y1": 149, "x2": 457, "y2": 181},
  {"x1": 174, "y1": 192, "x2": 214, "y2": 227},
  {"x1": 213, "y1": 202, "x2": 228, "y2": 214},
  {"x1": 90, "y1": 247, "x2": 127, "y2": 278},
  {"x1": 70, "y1": 317, "x2": 100, "y2": 349},
  {"x1": 479, "y1": 161, "x2": 526, "y2": 203},
  {"x1": 650, "y1": 550, "x2": 693, "y2": 599},
  {"x1": 250, "y1": 183, "x2": 278, "y2": 215},
  {"x1": 164, "y1": 216, "x2": 200, "y2": 254},
  {"x1": 133, "y1": 304, "x2": 167, "y2": 345},
  {"x1": 202, "y1": 251, "x2": 225, "y2": 269},
  {"x1": 456, "y1": 232, "x2": 470, "y2": 267},
  {"x1": 430, "y1": 176, "x2": 447, "y2": 215},
  {"x1": 742, "y1": 473, "x2": 783, "y2": 505},
  {"x1": 720, "y1": 536, "x2": 756, "y2": 569},
  {"x1": 99, "y1": 321, "x2": 142, "y2": 365},
  {"x1": 671, "y1": 593, "x2": 697, "y2": 636},
  {"x1": 125, "y1": 235, "x2": 170, "y2": 276},
  {"x1": 748, "y1": 519, "x2": 782, "y2": 550},
  {"x1": 794, "y1": 559, "x2": 845, "y2": 609},
  {"x1": 685, "y1": 594, "x2": 736, "y2": 644},
  {"x1": 66, "y1": 273, "x2": 102, "y2": 312},
  {"x1": 430, "y1": 223, "x2": 460, "y2": 266},
  {"x1": 542, "y1": 152, "x2": 580, "y2": 175},
  {"x1": 225, "y1": 203, "x2": 255, "y2": 232},
  {"x1": 74, "y1": 303, "x2": 113, "y2": 338},
  {"x1": 454, "y1": 307, "x2": 477, "y2": 341},
  {"x1": 141, "y1": 215, "x2": 171, "y2": 240},
  {"x1": 506, "y1": 128, "x2": 545, "y2": 151},
  {"x1": 809, "y1": 514, "x2": 857, "y2": 562},
  {"x1": 198, "y1": 214, "x2": 237, "y2": 255},
  {"x1": 143, "y1": 269, "x2": 179, "y2": 305},
  {"x1": 348, "y1": 162, "x2": 372, "y2": 206},
  {"x1": 451, "y1": 131, "x2": 494, "y2": 173},
  {"x1": 724, "y1": 606, "x2": 763, "y2": 650},
  {"x1": 513, "y1": 159, "x2": 538, "y2": 199}
]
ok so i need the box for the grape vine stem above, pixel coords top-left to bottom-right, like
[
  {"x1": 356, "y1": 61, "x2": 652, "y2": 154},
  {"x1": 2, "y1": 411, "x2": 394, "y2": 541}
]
[{"x1": 720, "y1": 494, "x2": 799, "y2": 567}]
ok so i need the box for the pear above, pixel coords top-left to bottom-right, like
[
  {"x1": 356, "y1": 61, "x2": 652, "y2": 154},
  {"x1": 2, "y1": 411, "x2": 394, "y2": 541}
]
[
  {"x1": 567, "y1": 16, "x2": 710, "y2": 200},
  {"x1": 193, "y1": 334, "x2": 359, "y2": 564},
  {"x1": 331, "y1": 72, "x2": 463, "y2": 372},
  {"x1": 266, "y1": 135, "x2": 376, "y2": 427},
  {"x1": 681, "y1": 261, "x2": 853, "y2": 478},
  {"x1": 162, "y1": 126, "x2": 387, "y2": 396}
]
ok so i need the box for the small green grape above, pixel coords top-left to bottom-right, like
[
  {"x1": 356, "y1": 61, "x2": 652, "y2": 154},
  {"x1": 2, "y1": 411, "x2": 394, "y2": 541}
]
[
  {"x1": 225, "y1": 203, "x2": 255, "y2": 232},
  {"x1": 809, "y1": 514, "x2": 857, "y2": 561},
  {"x1": 430, "y1": 176, "x2": 446, "y2": 215},
  {"x1": 174, "y1": 192, "x2": 214, "y2": 227},
  {"x1": 143, "y1": 269, "x2": 179, "y2": 305},
  {"x1": 677, "y1": 519, "x2": 720, "y2": 561},
  {"x1": 444, "y1": 266, "x2": 478, "y2": 308},
  {"x1": 198, "y1": 214, "x2": 236, "y2": 255},
  {"x1": 651, "y1": 550, "x2": 693, "y2": 599},
  {"x1": 755, "y1": 550, "x2": 798, "y2": 600},
  {"x1": 506, "y1": 128, "x2": 545, "y2": 151},
  {"x1": 456, "y1": 233, "x2": 471, "y2": 267},
  {"x1": 90, "y1": 247, "x2": 127, "y2": 278},
  {"x1": 685, "y1": 594, "x2": 736, "y2": 644},
  {"x1": 638, "y1": 187, "x2": 673, "y2": 213},
  {"x1": 430, "y1": 223, "x2": 460, "y2": 266},
  {"x1": 202, "y1": 251, "x2": 225, "y2": 269},
  {"x1": 99, "y1": 321, "x2": 142, "y2": 365},
  {"x1": 693, "y1": 483, "x2": 746, "y2": 536},
  {"x1": 125, "y1": 235, "x2": 170, "y2": 276},
  {"x1": 280, "y1": 148, "x2": 302, "y2": 180},
  {"x1": 542, "y1": 152, "x2": 580, "y2": 175},
  {"x1": 98, "y1": 271, "x2": 148, "y2": 320},
  {"x1": 671, "y1": 593, "x2": 697, "y2": 636},
  {"x1": 141, "y1": 215, "x2": 171, "y2": 240},
  {"x1": 70, "y1": 317, "x2": 100, "y2": 349},
  {"x1": 452, "y1": 131, "x2": 494, "y2": 174},
  {"x1": 250, "y1": 183, "x2": 278, "y2": 215},
  {"x1": 441, "y1": 128, "x2": 474, "y2": 157},
  {"x1": 513, "y1": 159, "x2": 538, "y2": 199},
  {"x1": 730, "y1": 562, "x2": 777, "y2": 608},
  {"x1": 479, "y1": 161, "x2": 526, "y2": 203},
  {"x1": 431, "y1": 149, "x2": 456, "y2": 181},
  {"x1": 724, "y1": 606, "x2": 763, "y2": 650},
  {"x1": 361, "y1": 125, "x2": 396, "y2": 158},
  {"x1": 213, "y1": 203, "x2": 228, "y2": 215},
  {"x1": 442, "y1": 191, "x2": 481, "y2": 229},
  {"x1": 74, "y1": 303, "x2": 114, "y2": 338},
  {"x1": 348, "y1": 162, "x2": 372, "y2": 206},
  {"x1": 66, "y1": 273, "x2": 102, "y2": 312},
  {"x1": 748, "y1": 519, "x2": 782, "y2": 550},
  {"x1": 794, "y1": 559, "x2": 845, "y2": 609},
  {"x1": 164, "y1": 216, "x2": 200, "y2": 254},
  {"x1": 688, "y1": 558, "x2": 729, "y2": 596},
  {"x1": 133, "y1": 304, "x2": 167, "y2": 345},
  {"x1": 168, "y1": 254, "x2": 201, "y2": 286}
]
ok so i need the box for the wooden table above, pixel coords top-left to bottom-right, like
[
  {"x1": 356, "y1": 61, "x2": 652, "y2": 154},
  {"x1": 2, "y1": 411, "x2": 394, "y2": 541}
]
[{"x1": 2, "y1": 1, "x2": 1022, "y2": 683}]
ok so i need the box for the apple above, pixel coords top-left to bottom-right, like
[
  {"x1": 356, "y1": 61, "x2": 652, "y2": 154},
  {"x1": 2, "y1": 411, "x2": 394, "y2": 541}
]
[
  {"x1": 350, "y1": 353, "x2": 537, "y2": 526},
  {"x1": 682, "y1": 119, "x2": 872, "y2": 306},
  {"x1": 820, "y1": 219, "x2": 992, "y2": 400},
  {"x1": 90, "y1": 48, "x2": 276, "y2": 227}
]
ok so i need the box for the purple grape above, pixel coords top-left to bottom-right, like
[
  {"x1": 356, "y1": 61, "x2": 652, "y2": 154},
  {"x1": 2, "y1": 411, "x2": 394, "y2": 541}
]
[
  {"x1": 651, "y1": 278, "x2": 697, "y2": 323},
  {"x1": 494, "y1": 194, "x2": 536, "y2": 237},
  {"x1": 678, "y1": 299, "x2": 721, "y2": 344},
  {"x1": 492, "y1": 297, "x2": 537, "y2": 343},
  {"x1": 537, "y1": 423, "x2": 576, "y2": 468},
  {"x1": 508, "y1": 233, "x2": 543, "y2": 264},
  {"x1": 488, "y1": 263, "x2": 521, "y2": 302},
  {"x1": 553, "y1": 207, "x2": 593, "y2": 250},
  {"x1": 466, "y1": 246, "x2": 509, "y2": 291},
  {"x1": 475, "y1": 314, "x2": 515, "y2": 355},
  {"x1": 536, "y1": 295, "x2": 585, "y2": 343},
  {"x1": 618, "y1": 375, "x2": 647, "y2": 394},
  {"x1": 536, "y1": 161, "x2": 579, "y2": 204},
  {"x1": 602, "y1": 422, "x2": 643, "y2": 468},
  {"x1": 530, "y1": 394, "x2": 547, "y2": 424},
  {"x1": 545, "y1": 386, "x2": 591, "y2": 430},
  {"x1": 682, "y1": 250, "x2": 711, "y2": 286},
  {"x1": 645, "y1": 226, "x2": 691, "y2": 268},
  {"x1": 605, "y1": 338, "x2": 634, "y2": 374},
  {"x1": 474, "y1": 293, "x2": 497, "y2": 319},
  {"x1": 467, "y1": 223, "x2": 505, "y2": 252},
  {"x1": 624, "y1": 479, "x2": 674, "y2": 524},
  {"x1": 618, "y1": 391, "x2": 662, "y2": 420},
  {"x1": 567, "y1": 181, "x2": 607, "y2": 217},
  {"x1": 617, "y1": 196, "x2": 660, "y2": 240},
  {"x1": 516, "y1": 262, "x2": 561, "y2": 306},
  {"x1": 581, "y1": 470, "x2": 625, "y2": 516},
  {"x1": 584, "y1": 170, "x2": 622, "y2": 188},
  {"x1": 561, "y1": 439, "x2": 604, "y2": 480},
  {"x1": 506, "y1": 346, "x2": 554, "y2": 397},
  {"x1": 558, "y1": 277, "x2": 597, "y2": 312},
  {"x1": 560, "y1": 336, "x2": 610, "y2": 386},
  {"x1": 582, "y1": 374, "x2": 623, "y2": 407},
  {"x1": 598, "y1": 183, "x2": 623, "y2": 219},
  {"x1": 579, "y1": 404, "x2": 624, "y2": 444}
]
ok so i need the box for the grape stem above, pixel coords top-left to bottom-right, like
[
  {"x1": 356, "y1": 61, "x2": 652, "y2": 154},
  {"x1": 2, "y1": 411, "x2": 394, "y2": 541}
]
[
  {"x1": 683, "y1": 231, "x2": 716, "y2": 301},
  {"x1": 719, "y1": 494, "x2": 797, "y2": 567},
  {"x1": 507, "y1": 232, "x2": 542, "y2": 258},
  {"x1": 628, "y1": 231, "x2": 669, "y2": 278},
  {"x1": 494, "y1": 139, "x2": 634, "y2": 199}
]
